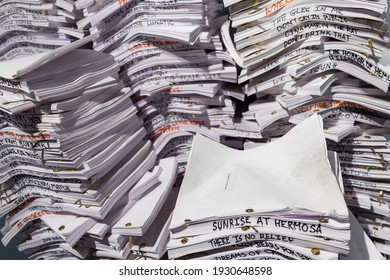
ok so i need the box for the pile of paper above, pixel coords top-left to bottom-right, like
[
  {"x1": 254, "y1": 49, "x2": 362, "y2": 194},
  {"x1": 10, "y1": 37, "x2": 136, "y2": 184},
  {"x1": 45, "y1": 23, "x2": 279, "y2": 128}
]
[
  {"x1": 75, "y1": 0, "x2": 244, "y2": 173},
  {"x1": 219, "y1": 0, "x2": 390, "y2": 139},
  {"x1": 219, "y1": 0, "x2": 390, "y2": 259},
  {"x1": 108, "y1": 157, "x2": 178, "y2": 260},
  {"x1": 0, "y1": 44, "x2": 179, "y2": 259},
  {"x1": 0, "y1": 0, "x2": 85, "y2": 62},
  {"x1": 167, "y1": 115, "x2": 351, "y2": 260},
  {"x1": 327, "y1": 134, "x2": 390, "y2": 259},
  {"x1": 1, "y1": 0, "x2": 389, "y2": 261}
]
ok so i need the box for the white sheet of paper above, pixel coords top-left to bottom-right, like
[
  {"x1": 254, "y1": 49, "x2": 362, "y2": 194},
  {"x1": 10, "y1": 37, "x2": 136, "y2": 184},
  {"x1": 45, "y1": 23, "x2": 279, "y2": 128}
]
[{"x1": 170, "y1": 114, "x2": 349, "y2": 229}]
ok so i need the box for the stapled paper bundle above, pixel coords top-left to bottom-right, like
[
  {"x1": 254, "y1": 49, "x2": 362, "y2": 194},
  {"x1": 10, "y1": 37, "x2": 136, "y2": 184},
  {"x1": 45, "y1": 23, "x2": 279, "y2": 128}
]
[{"x1": 167, "y1": 114, "x2": 351, "y2": 260}]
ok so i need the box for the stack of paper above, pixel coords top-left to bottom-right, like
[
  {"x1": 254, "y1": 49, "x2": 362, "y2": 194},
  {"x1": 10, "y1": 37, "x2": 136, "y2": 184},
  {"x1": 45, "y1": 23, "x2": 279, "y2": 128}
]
[
  {"x1": 168, "y1": 115, "x2": 351, "y2": 260},
  {"x1": 0, "y1": 44, "x2": 165, "y2": 259},
  {"x1": 219, "y1": 0, "x2": 390, "y2": 141},
  {"x1": 57, "y1": 156, "x2": 178, "y2": 260},
  {"x1": 0, "y1": 0, "x2": 85, "y2": 62},
  {"x1": 106, "y1": 157, "x2": 178, "y2": 260},
  {"x1": 327, "y1": 134, "x2": 390, "y2": 259},
  {"x1": 74, "y1": 0, "x2": 244, "y2": 174}
]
